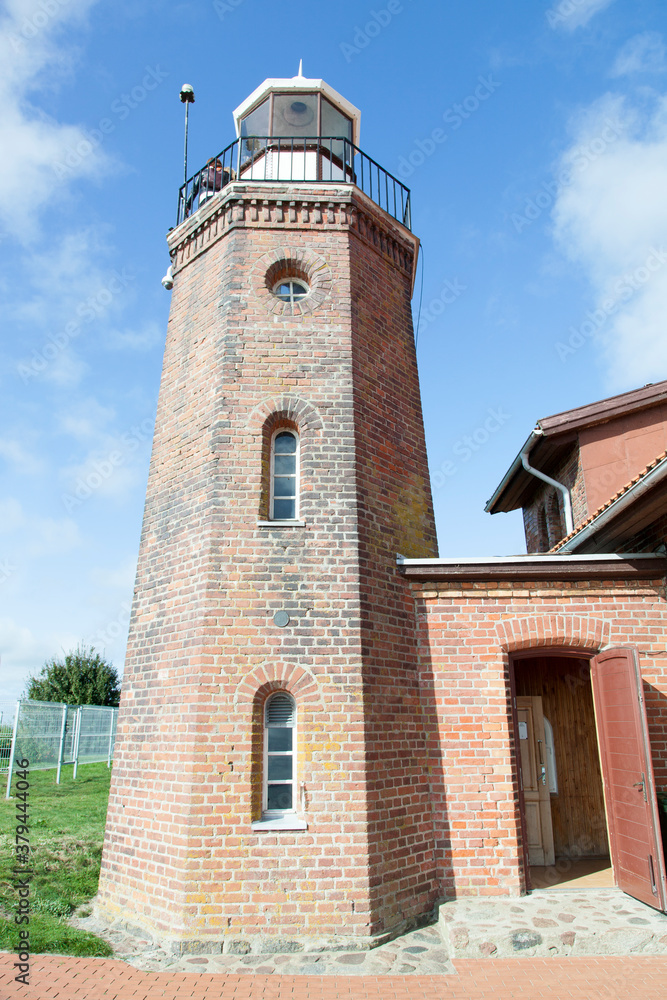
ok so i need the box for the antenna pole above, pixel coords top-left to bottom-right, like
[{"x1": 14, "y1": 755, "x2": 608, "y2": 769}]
[
  {"x1": 179, "y1": 84, "x2": 195, "y2": 188},
  {"x1": 184, "y1": 100, "x2": 190, "y2": 187}
]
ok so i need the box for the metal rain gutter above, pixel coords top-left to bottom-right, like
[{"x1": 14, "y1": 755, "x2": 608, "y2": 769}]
[
  {"x1": 520, "y1": 428, "x2": 574, "y2": 536},
  {"x1": 558, "y1": 454, "x2": 667, "y2": 553},
  {"x1": 484, "y1": 428, "x2": 539, "y2": 514},
  {"x1": 396, "y1": 553, "x2": 664, "y2": 566}
]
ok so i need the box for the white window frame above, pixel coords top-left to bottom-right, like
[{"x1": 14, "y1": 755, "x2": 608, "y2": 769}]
[
  {"x1": 263, "y1": 692, "x2": 297, "y2": 817},
  {"x1": 272, "y1": 278, "x2": 309, "y2": 304},
  {"x1": 269, "y1": 428, "x2": 299, "y2": 521}
]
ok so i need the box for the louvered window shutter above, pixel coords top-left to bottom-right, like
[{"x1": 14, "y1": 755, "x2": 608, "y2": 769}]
[{"x1": 266, "y1": 693, "x2": 295, "y2": 726}]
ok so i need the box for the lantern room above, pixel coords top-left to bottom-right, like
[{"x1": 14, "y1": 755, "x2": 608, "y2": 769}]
[
  {"x1": 231, "y1": 68, "x2": 361, "y2": 183},
  {"x1": 176, "y1": 70, "x2": 410, "y2": 230}
]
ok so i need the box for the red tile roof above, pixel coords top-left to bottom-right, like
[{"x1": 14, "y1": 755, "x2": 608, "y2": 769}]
[{"x1": 550, "y1": 448, "x2": 667, "y2": 552}]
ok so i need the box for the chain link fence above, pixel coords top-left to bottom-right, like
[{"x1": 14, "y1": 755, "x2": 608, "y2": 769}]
[{"x1": 3, "y1": 699, "x2": 118, "y2": 796}]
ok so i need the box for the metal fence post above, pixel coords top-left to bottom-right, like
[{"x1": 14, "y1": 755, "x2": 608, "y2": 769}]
[
  {"x1": 107, "y1": 709, "x2": 115, "y2": 768},
  {"x1": 55, "y1": 704, "x2": 68, "y2": 784},
  {"x1": 4, "y1": 701, "x2": 20, "y2": 799},
  {"x1": 72, "y1": 706, "x2": 82, "y2": 781}
]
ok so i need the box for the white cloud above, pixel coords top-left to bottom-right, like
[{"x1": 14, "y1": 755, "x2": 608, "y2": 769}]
[
  {"x1": 90, "y1": 556, "x2": 137, "y2": 591},
  {"x1": 105, "y1": 321, "x2": 162, "y2": 352},
  {"x1": 552, "y1": 92, "x2": 667, "y2": 387},
  {"x1": 0, "y1": 438, "x2": 42, "y2": 474},
  {"x1": 0, "y1": 616, "x2": 80, "y2": 704},
  {"x1": 0, "y1": 0, "x2": 109, "y2": 240},
  {"x1": 547, "y1": 0, "x2": 615, "y2": 32},
  {"x1": 58, "y1": 420, "x2": 153, "y2": 507},
  {"x1": 611, "y1": 32, "x2": 667, "y2": 77},
  {"x1": 0, "y1": 498, "x2": 26, "y2": 533},
  {"x1": 12, "y1": 227, "x2": 120, "y2": 328},
  {"x1": 58, "y1": 397, "x2": 116, "y2": 440},
  {"x1": 26, "y1": 516, "x2": 82, "y2": 556},
  {"x1": 11, "y1": 230, "x2": 136, "y2": 387}
]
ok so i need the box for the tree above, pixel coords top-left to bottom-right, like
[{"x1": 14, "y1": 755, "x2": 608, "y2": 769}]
[{"x1": 24, "y1": 645, "x2": 121, "y2": 707}]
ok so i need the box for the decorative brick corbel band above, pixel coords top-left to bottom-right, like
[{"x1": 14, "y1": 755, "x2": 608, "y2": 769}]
[
  {"x1": 167, "y1": 186, "x2": 417, "y2": 284},
  {"x1": 496, "y1": 615, "x2": 612, "y2": 653}
]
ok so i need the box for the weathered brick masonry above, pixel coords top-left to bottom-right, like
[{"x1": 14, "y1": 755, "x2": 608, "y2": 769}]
[
  {"x1": 98, "y1": 181, "x2": 438, "y2": 949},
  {"x1": 409, "y1": 573, "x2": 667, "y2": 898},
  {"x1": 98, "y1": 72, "x2": 667, "y2": 950}
]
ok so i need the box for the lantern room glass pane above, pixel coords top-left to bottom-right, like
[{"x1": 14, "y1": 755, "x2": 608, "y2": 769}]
[
  {"x1": 267, "y1": 784, "x2": 293, "y2": 810},
  {"x1": 272, "y1": 93, "x2": 318, "y2": 137},
  {"x1": 240, "y1": 98, "x2": 270, "y2": 137},
  {"x1": 321, "y1": 97, "x2": 352, "y2": 141}
]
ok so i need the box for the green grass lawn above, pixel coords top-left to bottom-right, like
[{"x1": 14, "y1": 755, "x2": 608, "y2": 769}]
[{"x1": 0, "y1": 761, "x2": 114, "y2": 956}]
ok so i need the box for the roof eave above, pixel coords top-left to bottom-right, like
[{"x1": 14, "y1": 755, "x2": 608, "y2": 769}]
[{"x1": 556, "y1": 455, "x2": 667, "y2": 553}]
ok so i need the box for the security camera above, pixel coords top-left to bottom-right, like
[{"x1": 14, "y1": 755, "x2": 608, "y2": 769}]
[
  {"x1": 179, "y1": 84, "x2": 195, "y2": 104},
  {"x1": 161, "y1": 266, "x2": 174, "y2": 291}
]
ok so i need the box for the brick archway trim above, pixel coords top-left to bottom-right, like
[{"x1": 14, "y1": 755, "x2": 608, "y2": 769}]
[
  {"x1": 234, "y1": 661, "x2": 320, "y2": 709},
  {"x1": 246, "y1": 394, "x2": 324, "y2": 434},
  {"x1": 249, "y1": 245, "x2": 333, "y2": 316},
  {"x1": 496, "y1": 615, "x2": 611, "y2": 653}
]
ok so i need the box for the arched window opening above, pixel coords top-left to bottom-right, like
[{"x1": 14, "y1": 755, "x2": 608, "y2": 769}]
[
  {"x1": 271, "y1": 429, "x2": 299, "y2": 520},
  {"x1": 264, "y1": 692, "x2": 296, "y2": 814}
]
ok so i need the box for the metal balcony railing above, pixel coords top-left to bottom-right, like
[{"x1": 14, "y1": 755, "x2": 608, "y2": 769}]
[{"x1": 177, "y1": 136, "x2": 411, "y2": 230}]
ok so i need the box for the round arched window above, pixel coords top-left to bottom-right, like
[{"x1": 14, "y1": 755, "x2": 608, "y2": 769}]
[
  {"x1": 264, "y1": 692, "x2": 296, "y2": 814},
  {"x1": 273, "y1": 279, "x2": 309, "y2": 304}
]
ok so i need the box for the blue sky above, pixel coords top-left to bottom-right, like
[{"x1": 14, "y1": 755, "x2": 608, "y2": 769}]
[{"x1": 1, "y1": 0, "x2": 667, "y2": 710}]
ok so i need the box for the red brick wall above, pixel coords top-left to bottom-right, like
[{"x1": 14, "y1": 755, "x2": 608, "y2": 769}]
[
  {"x1": 411, "y1": 575, "x2": 667, "y2": 898},
  {"x1": 99, "y1": 183, "x2": 437, "y2": 949},
  {"x1": 348, "y1": 222, "x2": 439, "y2": 934}
]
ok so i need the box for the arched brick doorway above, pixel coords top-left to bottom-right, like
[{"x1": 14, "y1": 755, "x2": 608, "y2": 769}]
[{"x1": 510, "y1": 650, "x2": 611, "y2": 891}]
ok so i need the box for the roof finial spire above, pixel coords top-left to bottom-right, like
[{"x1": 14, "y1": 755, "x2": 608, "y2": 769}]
[{"x1": 297, "y1": 59, "x2": 304, "y2": 77}]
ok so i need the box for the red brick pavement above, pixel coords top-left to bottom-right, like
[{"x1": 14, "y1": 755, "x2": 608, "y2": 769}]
[{"x1": 2, "y1": 954, "x2": 667, "y2": 1000}]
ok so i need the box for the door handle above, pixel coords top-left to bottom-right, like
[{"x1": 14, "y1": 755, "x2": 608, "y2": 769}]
[
  {"x1": 633, "y1": 773, "x2": 647, "y2": 802},
  {"x1": 537, "y1": 740, "x2": 546, "y2": 785}
]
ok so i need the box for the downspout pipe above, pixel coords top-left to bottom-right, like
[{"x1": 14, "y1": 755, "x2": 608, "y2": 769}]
[{"x1": 520, "y1": 428, "x2": 574, "y2": 536}]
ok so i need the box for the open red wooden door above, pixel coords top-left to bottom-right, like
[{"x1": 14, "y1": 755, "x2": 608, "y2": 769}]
[{"x1": 591, "y1": 647, "x2": 666, "y2": 911}]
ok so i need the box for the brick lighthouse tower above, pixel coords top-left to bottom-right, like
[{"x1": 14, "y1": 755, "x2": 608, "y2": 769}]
[{"x1": 98, "y1": 70, "x2": 439, "y2": 953}]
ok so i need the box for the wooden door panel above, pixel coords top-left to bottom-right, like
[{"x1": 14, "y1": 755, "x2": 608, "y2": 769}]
[
  {"x1": 591, "y1": 647, "x2": 666, "y2": 911},
  {"x1": 517, "y1": 696, "x2": 555, "y2": 867}
]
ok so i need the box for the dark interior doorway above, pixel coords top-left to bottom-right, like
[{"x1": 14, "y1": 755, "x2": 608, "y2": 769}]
[{"x1": 513, "y1": 654, "x2": 612, "y2": 890}]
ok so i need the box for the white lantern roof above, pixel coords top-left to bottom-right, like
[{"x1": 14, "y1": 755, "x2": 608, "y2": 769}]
[{"x1": 233, "y1": 68, "x2": 361, "y2": 147}]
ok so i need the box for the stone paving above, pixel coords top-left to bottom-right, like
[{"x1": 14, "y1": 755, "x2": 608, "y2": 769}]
[
  {"x1": 69, "y1": 886, "x2": 667, "y2": 977},
  {"x1": 439, "y1": 887, "x2": 667, "y2": 958}
]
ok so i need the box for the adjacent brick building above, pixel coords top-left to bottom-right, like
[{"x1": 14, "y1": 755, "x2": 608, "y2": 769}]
[{"x1": 98, "y1": 73, "x2": 667, "y2": 953}]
